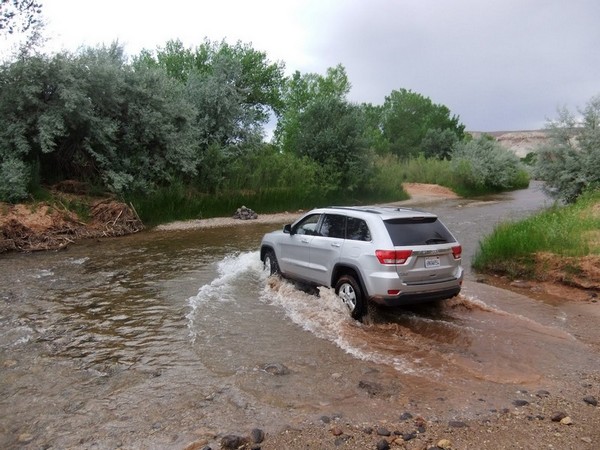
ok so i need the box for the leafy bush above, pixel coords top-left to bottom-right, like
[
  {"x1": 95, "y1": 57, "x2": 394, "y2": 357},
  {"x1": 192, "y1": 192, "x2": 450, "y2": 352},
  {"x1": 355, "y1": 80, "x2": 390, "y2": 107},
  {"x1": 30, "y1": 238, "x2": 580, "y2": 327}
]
[
  {"x1": 535, "y1": 94, "x2": 600, "y2": 203},
  {"x1": 0, "y1": 45, "x2": 200, "y2": 196},
  {"x1": 371, "y1": 153, "x2": 527, "y2": 198},
  {"x1": 0, "y1": 158, "x2": 29, "y2": 202},
  {"x1": 451, "y1": 136, "x2": 529, "y2": 192}
]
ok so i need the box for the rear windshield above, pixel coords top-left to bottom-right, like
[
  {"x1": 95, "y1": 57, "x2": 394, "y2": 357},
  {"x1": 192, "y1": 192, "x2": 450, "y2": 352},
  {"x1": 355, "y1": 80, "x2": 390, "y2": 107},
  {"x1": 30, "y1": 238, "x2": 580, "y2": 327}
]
[{"x1": 384, "y1": 217, "x2": 456, "y2": 246}]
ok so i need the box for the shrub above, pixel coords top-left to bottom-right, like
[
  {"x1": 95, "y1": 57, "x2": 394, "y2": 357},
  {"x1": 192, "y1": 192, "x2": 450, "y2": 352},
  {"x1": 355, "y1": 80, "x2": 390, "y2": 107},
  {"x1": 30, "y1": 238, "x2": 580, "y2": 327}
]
[
  {"x1": 535, "y1": 95, "x2": 600, "y2": 203},
  {"x1": 451, "y1": 136, "x2": 529, "y2": 192},
  {"x1": 0, "y1": 158, "x2": 29, "y2": 202}
]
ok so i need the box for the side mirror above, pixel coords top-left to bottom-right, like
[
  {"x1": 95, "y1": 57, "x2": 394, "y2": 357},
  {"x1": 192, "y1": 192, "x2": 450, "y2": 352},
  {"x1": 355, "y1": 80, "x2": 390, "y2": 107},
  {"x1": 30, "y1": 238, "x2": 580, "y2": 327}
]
[{"x1": 283, "y1": 224, "x2": 293, "y2": 234}]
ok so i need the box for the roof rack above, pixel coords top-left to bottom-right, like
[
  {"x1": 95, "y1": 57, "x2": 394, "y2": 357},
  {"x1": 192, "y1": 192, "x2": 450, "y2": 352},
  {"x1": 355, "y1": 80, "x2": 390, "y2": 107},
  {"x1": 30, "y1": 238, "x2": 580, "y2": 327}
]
[{"x1": 327, "y1": 206, "x2": 385, "y2": 214}]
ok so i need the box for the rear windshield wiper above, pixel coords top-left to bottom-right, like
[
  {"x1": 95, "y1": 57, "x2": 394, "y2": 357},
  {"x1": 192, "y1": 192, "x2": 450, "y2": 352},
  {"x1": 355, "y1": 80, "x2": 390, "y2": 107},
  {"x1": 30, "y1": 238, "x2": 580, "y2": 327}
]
[{"x1": 425, "y1": 238, "x2": 448, "y2": 244}]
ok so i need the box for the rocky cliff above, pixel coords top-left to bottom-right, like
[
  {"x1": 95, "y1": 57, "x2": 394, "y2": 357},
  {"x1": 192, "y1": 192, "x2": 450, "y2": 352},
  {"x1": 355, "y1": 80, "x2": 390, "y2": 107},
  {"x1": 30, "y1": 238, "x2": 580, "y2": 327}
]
[{"x1": 470, "y1": 130, "x2": 550, "y2": 158}]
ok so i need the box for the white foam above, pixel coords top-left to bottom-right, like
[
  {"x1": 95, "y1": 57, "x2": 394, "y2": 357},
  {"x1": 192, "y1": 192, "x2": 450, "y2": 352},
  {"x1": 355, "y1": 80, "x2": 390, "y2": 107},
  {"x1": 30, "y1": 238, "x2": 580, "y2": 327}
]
[
  {"x1": 187, "y1": 251, "x2": 263, "y2": 341},
  {"x1": 69, "y1": 257, "x2": 90, "y2": 265},
  {"x1": 261, "y1": 279, "x2": 426, "y2": 375},
  {"x1": 33, "y1": 269, "x2": 54, "y2": 278}
]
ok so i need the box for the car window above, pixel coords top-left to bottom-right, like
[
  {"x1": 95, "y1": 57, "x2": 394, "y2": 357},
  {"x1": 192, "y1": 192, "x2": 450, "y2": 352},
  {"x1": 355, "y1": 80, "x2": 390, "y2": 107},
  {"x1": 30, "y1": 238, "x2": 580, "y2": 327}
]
[
  {"x1": 319, "y1": 214, "x2": 346, "y2": 239},
  {"x1": 293, "y1": 214, "x2": 321, "y2": 235},
  {"x1": 346, "y1": 217, "x2": 371, "y2": 241},
  {"x1": 384, "y1": 217, "x2": 456, "y2": 246}
]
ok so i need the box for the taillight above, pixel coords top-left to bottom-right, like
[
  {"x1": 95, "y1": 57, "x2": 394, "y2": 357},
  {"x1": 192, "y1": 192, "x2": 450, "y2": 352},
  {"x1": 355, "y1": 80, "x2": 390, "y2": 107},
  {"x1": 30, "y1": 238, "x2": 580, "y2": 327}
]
[
  {"x1": 452, "y1": 245, "x2": 462, "y2": 260},
  {"x1": 376, "y1": 249, "x2": 412, "y2": 265}
]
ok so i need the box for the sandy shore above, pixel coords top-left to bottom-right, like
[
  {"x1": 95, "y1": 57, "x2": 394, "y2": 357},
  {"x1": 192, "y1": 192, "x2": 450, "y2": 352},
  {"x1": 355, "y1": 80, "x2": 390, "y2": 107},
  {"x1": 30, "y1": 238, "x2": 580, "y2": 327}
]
[{"x1": 154, "y1": 211, "x2": 302, "y2": 231}]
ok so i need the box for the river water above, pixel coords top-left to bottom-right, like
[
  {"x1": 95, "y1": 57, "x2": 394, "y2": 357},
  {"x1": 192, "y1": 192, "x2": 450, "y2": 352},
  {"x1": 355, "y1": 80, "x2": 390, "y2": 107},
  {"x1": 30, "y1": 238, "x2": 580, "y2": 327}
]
[{"x1": 1, "y1": 182, "x2": 599, "y2": 449}]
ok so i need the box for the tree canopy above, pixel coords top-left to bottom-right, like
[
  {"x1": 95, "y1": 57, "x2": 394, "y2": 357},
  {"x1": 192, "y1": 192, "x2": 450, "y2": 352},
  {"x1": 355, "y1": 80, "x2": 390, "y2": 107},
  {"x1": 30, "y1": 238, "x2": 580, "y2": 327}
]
[
  {"x1": 274, "y1": 64, "x2": 351, "y2": 154},
  {"x1": 293, "y1": 96, "x2": 370, "y2": 192},
  {"x1": 0, "y1": 0, "x2": 44, "y2": 56},
  {"x1": 136, "y1": 39, "x2": 286, "y2": 122},
  {"x1": 380, "y1": 89, "x2": 465, "y2": 159},
  {"x1": 0, "y1": 44, "x2": 199, "y2": 196}
]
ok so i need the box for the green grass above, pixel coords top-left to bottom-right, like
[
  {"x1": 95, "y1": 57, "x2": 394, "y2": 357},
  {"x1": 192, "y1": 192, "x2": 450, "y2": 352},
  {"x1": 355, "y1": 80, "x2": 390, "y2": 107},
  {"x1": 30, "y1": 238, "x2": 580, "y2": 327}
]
[
  {"x1": 472, "y1": 190, "x2": 600, "y2": 278},
  {"x1": 375, "y1": 154, "x2": 456, "y2": 187},
  {"x1": 129, "y1": 152, "x2": 534, "y2": 227},
  {"x1": 373, "y1": 154, "x2": 530, "y2": 198},
  {"x1": 127, "y1": 184, "x2": 408, "y2": 227}
]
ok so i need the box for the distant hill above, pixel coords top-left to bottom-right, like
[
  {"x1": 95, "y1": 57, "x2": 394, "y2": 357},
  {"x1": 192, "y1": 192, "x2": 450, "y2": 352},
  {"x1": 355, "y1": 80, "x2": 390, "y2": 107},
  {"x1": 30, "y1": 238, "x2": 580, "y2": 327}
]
[{"x1": 469, "y1": 130, "x2": 550, "y2": 158}]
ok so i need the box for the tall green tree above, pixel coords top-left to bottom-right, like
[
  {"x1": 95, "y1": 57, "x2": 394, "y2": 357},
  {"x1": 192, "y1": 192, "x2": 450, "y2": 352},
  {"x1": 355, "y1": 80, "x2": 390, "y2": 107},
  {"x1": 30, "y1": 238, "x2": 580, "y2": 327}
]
[
  {"x1": 274, "y1": 64, "x2": 351, "y2": 154},
  {"x1": 293, "y1": 96, "x2": 370, "y2": 192},
  {"x1": 135, "y1": 39, "x2": 285, "y2": 123},
  {"x1": 380, "y1": 89, "x2": 465, "y2": 159},
  {"x1": 185, "y1": 52, "x2": 267, "y2": 192},
  {"x1": 536, "y1": 94, "x2": 600, "y2": 202},
  {"x1": 361, "y1": 102, "x2": 389, "y2": 155}
]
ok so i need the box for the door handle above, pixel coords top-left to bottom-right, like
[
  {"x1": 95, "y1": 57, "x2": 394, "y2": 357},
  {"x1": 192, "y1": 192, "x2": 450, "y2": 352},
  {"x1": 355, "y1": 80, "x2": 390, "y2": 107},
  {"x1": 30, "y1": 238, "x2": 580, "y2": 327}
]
[
  {"x1": 331, "y1": 243, "x2": 341, "y2": 247},
  {"x1": 301, "y1": 239, "x2": 310, "y2": 244}
]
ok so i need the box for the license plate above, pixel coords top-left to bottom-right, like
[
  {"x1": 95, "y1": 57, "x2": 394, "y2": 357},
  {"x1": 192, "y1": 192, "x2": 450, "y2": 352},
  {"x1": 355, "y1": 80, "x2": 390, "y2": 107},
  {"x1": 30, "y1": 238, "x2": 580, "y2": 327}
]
[{"x1": 425, "y1": 256, "x2": 440, "y2": 268}]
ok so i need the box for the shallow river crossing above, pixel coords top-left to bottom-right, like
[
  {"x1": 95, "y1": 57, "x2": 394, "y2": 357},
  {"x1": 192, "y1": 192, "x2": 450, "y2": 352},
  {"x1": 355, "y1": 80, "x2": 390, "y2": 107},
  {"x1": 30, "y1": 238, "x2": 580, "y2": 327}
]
[{"x1": 1, "y1": 182, "x2": 599, "y2": 449}]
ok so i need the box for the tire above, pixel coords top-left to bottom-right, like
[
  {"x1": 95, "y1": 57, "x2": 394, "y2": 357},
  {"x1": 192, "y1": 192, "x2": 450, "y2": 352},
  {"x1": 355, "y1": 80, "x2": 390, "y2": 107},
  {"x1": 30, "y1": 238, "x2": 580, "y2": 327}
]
[
  {"x1": 263, "y1": 250, "x2": 280, "y2": 276},
  {"x1": 335, "y1": 274, "x2": 366, "y2": 321}
]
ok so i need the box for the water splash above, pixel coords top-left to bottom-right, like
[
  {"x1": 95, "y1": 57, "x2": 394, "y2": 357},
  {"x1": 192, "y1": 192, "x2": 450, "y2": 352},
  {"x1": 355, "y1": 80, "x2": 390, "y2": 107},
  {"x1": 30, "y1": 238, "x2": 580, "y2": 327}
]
[
  {"x1": 261, "y1": 277, "x2": 429, "y2": 375},
  {"x1": 187, "y1": 251, "x2": 263, "y2": 341}
]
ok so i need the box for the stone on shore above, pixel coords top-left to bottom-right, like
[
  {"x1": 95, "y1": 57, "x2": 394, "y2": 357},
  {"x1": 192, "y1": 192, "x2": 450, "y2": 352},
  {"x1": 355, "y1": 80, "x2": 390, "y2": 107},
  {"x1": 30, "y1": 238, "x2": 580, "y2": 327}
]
[{"x1": 233, "y1": 206, "x2": 258, "y2": 220}]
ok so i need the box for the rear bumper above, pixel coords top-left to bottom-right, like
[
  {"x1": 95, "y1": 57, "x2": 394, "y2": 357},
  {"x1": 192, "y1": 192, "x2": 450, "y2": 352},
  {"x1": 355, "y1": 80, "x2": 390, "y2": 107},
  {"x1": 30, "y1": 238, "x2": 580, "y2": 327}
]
[{"x1": 369, "y1": 285, "x2": 461, "y2": 306}]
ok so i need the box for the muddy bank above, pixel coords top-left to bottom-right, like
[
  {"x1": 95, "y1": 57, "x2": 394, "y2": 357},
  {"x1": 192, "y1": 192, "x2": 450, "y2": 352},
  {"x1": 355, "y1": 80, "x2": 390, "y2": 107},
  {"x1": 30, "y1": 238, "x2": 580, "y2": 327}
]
[{"x1": 0, "y1": 198, "x2": 143, "y2": 253}]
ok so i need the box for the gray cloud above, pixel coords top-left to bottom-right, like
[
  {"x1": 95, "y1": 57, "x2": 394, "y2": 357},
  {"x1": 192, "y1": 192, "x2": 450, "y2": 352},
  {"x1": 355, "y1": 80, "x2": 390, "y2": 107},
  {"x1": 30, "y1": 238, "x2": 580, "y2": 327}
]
[{"x1": 296, "y1": 0, "x2": 600, "y2": 130}]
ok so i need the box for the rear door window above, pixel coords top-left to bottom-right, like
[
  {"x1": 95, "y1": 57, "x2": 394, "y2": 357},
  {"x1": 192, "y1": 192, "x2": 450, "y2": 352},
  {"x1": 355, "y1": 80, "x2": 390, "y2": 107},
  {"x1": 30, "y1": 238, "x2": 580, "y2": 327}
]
[
  {"x1": 384, "y1": 217, "x2": 456, "y2": 246},
  {"x1": 318, "y1": 214, "x2": 346, "y2": 239},
  {"x1": 346, "y1": 217, "x2": 371, "y2": 241}
]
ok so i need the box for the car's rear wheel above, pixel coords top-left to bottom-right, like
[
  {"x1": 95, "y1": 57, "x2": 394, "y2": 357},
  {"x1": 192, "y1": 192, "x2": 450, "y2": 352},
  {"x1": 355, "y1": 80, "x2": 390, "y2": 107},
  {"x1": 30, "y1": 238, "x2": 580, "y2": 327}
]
[
  {"x1": 263, "y1": 250, "x2": 280, "y2": 276},
  {"x1": 335, "y1": 274, "x2": 366, "y2": 321}
]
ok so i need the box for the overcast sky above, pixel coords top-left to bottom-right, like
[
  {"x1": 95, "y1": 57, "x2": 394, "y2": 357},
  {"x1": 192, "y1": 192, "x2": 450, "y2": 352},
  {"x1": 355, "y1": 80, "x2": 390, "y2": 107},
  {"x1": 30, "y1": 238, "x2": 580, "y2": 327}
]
[{"x1": 11, "y1": 0, "x2": 600, "y2": 131}]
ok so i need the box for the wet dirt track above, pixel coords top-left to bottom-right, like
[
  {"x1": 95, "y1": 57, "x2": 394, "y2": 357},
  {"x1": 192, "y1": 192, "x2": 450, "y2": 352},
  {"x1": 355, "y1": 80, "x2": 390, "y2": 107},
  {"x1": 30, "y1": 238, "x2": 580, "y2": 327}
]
[{"x1": 1, "y1": 182, "x2": 599, "y2": 449}]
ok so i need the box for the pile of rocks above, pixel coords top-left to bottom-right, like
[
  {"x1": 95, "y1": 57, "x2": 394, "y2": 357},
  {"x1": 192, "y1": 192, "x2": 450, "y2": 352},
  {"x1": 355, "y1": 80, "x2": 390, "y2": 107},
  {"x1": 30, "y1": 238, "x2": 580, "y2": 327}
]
[{"x1": 233, "y1": 205, "x2": 258, "y2": 220}]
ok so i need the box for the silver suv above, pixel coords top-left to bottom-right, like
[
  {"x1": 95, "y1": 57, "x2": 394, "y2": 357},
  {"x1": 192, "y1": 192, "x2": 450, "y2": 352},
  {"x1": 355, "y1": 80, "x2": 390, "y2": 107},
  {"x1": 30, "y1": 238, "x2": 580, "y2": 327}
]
[{"x1": 260, "y1": 206, "x2": 463, "y2": 320}]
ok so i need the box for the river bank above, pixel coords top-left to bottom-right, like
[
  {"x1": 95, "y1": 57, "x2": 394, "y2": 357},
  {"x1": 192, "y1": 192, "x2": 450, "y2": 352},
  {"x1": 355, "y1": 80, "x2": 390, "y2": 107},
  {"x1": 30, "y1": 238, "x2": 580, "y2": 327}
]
[
  {"x1": 0, "y1": 183, "x2": 454, "y2": 251},
  {"x1": 0, "y1": 198, "x2": 143, "y2": 253}
]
